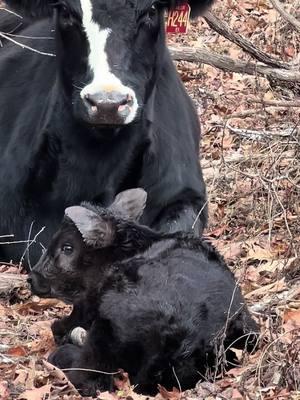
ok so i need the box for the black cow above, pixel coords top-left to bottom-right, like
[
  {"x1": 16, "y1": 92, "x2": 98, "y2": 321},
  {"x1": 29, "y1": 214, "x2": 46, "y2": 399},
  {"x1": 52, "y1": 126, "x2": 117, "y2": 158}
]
[
  {"x1": 0, "y1": 0, "x2": 211, "y2": 269},
  {"x1": 28, "y1": 189, "x2": 259, "y2": 396}
]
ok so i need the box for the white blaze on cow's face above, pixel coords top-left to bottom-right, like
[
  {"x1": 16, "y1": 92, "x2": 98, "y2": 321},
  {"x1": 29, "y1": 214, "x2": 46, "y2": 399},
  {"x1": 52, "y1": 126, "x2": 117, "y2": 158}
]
[{"x1": 79, "y1": 0, "x2": 138, "y2": 125}]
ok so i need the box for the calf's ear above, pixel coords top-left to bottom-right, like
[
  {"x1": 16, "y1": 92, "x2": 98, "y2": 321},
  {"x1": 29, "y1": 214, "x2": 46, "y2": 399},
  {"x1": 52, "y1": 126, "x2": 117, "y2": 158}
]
[
  {"x1": 109, "y1": 189, "x2": 147, "y2": 221},
  {"x1": 65, "y1": 206, "x2": 114, "y2": 248},
  {"x1": 169, "y1": 0, "x2": 214, "y2": 17},
  {"x1": 5, "y1": 0, "x2": 53, "y2": 19}
]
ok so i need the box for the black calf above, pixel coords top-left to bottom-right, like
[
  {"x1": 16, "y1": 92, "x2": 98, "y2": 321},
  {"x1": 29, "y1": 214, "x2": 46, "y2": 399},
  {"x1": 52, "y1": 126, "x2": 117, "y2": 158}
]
[{"x1": 29, "y1": 189, "x2": 259, "y2": 396}]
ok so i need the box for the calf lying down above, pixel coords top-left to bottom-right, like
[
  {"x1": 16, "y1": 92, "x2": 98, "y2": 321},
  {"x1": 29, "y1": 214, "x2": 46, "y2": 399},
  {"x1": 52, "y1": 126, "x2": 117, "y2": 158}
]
[{"x1": 28, "y1": 189, "x2": 258, "y2": 396}]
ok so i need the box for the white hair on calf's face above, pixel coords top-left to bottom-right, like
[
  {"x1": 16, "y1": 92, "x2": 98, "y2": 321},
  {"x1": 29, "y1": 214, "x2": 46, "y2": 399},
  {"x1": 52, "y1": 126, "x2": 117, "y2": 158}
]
[{"x1": 79, "y1": 0, "x2": 138, "y2": 124}]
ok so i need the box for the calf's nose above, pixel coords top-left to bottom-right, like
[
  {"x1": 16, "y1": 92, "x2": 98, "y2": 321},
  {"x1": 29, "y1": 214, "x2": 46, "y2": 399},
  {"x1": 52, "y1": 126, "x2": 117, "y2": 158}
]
[
  {"x1": 28, "y1": 272, "x2": 50, "y2": 296},
  {"x1": 84, "y1": 91, "x2": 134, "y2": 124}
]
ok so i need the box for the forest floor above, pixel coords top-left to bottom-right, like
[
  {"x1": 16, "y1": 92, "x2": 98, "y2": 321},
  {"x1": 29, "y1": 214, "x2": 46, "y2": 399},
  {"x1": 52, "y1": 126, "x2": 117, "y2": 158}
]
[{"x1": 0, "y1": 0, "x2": 299, "y2": 399}]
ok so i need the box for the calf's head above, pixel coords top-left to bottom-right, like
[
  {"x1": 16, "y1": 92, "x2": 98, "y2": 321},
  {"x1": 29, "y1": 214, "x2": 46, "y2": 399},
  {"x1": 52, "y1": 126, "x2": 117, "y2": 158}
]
[
  {"x1": 6, "y1": 0, "x2": 213, "y2": 127},
  {"x1": 28, "y1": 188, "x2": 147, "y2": 303}
]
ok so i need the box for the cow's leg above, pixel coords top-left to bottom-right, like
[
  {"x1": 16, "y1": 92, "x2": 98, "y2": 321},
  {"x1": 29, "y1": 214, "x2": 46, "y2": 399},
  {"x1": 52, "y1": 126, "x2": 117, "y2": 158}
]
[{"x1": 153, "y1": 201, "x2": 208, "y2": 236}]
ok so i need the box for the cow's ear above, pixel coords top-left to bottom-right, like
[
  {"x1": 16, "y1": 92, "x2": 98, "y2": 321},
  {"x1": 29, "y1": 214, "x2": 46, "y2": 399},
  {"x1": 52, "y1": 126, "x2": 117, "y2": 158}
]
[
  {"x1": 65, "y1": 206, "x2": 114, "y2": 248},
  {"x1": 169, "y1": 0, "x2": 214, "y2": 17},
  {"x1": 5, "y1": 0, "x2": 53, "y2": 19},
  {"x1": 109, "y1": 189, "x2": 147, "y2": 221}
]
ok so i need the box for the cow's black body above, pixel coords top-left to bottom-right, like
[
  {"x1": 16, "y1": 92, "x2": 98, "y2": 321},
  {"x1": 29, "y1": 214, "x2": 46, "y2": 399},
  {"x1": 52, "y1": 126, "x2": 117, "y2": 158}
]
[
  {"x1": 0, "y1": 1, "x2": 209, "y2": 268},
  {"x1": 28, "y1": 190, "x2": 259, "y2": 396}
]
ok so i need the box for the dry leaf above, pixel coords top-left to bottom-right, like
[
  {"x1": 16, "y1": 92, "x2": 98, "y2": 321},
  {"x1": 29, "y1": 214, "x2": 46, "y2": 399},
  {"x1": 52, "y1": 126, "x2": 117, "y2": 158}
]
[
  {"x1": 42, "y1": 360, "x2": 79, "y2": 394},
  {"x1": 283, "y1": 310, "x2": 300, "y2": 327},
  {"x1": 232, "y1": 388, "x2": 244, "y2": 399},
  {"x1": 14, "y1": 369, "x2": 29, "y2": 386},
  {"x1": 158, "y1": 385, "x2": 181, "y2": 400},
  {"x1": 18, "y1": 384, "x2": 51, "y2": 400},
  {"x1": 245, "y1": 278, "x2": 286, "y2": 299},
  {"x1": 7, "y1": 346, "x2": 28, "y2": 357},
  {"x1": 113, "y1": 371, "x2": 132, "y2": 397},
  {"x1": 245, "y1": 242, "x2": 274, "y2": 262},
  {"x1": 0, "y1": 381, "x2": 10, "y2": 400},
  {"x1": 98, "y1": 391, "x2": 119, "y2": 400},
  {"x1": 16, "y1": 298, "x2": 67, "y2": 315},
  {"x1": 227, "y1": 366, "x2": 252, "y2": 378}
]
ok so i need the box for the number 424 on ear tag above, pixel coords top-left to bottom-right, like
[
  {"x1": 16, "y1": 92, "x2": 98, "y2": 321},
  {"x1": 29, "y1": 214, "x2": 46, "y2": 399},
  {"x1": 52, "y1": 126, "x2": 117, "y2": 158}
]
[{"x1": 166, "y1": 3, "x2": 191, "y2": 34}]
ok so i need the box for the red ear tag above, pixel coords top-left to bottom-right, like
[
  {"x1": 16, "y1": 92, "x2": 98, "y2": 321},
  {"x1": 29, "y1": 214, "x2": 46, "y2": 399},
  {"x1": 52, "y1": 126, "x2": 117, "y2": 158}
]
[{"x1": 166, "y1": 3, "x2": 191, "y2": 34}]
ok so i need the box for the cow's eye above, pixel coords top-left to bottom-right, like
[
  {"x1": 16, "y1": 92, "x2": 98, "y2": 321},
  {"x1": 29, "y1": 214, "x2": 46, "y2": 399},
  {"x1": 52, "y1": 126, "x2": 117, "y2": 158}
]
[
  {"x1": 148, "y1": 3, "x2": 158, "y2": 17},
  {"x1": 61, "y1": 244, "x2": 74, "y2": 255},
  {"x1": 59, "y1": 6, "x2": 74, "y2": 27}
]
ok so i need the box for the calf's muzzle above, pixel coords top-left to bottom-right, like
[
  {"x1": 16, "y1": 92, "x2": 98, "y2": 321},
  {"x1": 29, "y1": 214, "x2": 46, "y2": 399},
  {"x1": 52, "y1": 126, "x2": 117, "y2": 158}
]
[{"x1": 27, "y1": 271, "x2": 51, "y2": 297}]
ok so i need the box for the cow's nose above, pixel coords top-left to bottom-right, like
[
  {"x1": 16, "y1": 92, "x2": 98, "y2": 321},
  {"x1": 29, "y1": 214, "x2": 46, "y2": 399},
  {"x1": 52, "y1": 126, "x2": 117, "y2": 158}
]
[{"x1": 84, "y1": 91, "x2": 134, "y2": 124}]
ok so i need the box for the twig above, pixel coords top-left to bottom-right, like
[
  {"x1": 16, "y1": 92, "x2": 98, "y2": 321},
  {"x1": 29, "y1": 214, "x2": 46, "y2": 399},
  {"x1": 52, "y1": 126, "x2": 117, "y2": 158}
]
[
  {"x1": 0, "y1": 354, "x2": 15, "y2": 364},
  {"x1": 0, "y1": 31, "x2": 56, "y2": 56},
  {"x1": 0, "y1": 7, "x2": 22, "y2": 19},
  {"x1": 61, "y1": 367, "x2": 120, "y2": 375},
  {"x1": 192, "y1": 200, "x2": 208, "y2": 230},
  {"x1": 19, "y1": 225, "x2": 46, "y2": 270},
  {"x1": 256, "y1": 328, "x2": 299, "y2": 400},
  {"x1": 0, "y1": 239, "x2": 35, "y2": 245},
  {"x1": 226, "y1": 109, "x2": 266, "y2": 119},
  {"x1": 269, "y1": 0, "x2": 300, "y2": 32},
  {"x1": 4, "y1": 33, "x2": 54, "y2": 40},
  {"x1": 204, "y1": 11, "x2": 290, "y2": 70},
  {"x1": 271, "y1": 182, "x2": 294, "y2": 241},
  {"x1": 172, "y1": 366, "x2": 182, "y2": 393}
]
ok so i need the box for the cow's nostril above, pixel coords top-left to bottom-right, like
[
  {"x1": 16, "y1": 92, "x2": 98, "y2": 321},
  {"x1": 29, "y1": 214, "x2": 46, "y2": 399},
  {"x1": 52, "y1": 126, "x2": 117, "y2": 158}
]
[
  {"x1": 126, "y1": 94, "x2": 134, "y2": 107},
  {"x1": 27, "y1": 276, "x2": 32, "y2": 285},
  {"x1": 84, "y1": 94, "x2": 98, "y2": 110}
]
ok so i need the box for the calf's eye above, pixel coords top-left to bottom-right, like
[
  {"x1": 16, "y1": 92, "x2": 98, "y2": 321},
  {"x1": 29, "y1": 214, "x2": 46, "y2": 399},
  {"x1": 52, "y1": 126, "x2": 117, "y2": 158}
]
[{"x1": 61, "y1": 244, "x2": 74, "y2": 255}]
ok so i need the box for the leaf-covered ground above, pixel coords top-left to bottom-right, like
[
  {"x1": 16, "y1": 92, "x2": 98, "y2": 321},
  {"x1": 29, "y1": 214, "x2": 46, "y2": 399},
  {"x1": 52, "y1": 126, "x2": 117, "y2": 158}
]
[{"x1": 0, "y1": 0, "x2": 299, "y2": 399}]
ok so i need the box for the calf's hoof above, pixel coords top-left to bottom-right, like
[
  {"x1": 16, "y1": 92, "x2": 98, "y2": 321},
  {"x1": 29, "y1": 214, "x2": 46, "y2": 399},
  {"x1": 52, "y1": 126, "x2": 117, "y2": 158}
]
[{"x1": 70, "y1": 327, "x2": 87, "y2": 347}]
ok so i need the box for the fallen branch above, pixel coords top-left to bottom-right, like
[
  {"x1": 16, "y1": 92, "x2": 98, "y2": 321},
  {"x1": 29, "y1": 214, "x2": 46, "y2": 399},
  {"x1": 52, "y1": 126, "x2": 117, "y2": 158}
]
[
  {"x1": 204, "y1": 11, "x2": 290, "y2": 70},
  {"x1": 0, "y1": 273, "x2": 28, "y2": 296},
  {"x1": 247, "y1": 99, "x2": 300, "y2": 107},
  {"x1": 250, "y1": 283, "x2": 300, "y2": 313},
  {"x1": 227, "y1": 124, "x2": 297, "y2": 139},
  {"x1": 269, "y1": 0, "x2": 300, "y2": 32},
  {"x1": 169, "y1": 46, "x2": 300, "y2": 83}
]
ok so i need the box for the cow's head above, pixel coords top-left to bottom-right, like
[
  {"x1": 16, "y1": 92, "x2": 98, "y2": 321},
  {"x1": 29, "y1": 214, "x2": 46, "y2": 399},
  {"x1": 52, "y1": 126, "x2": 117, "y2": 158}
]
[
  {"x1": 28, "y1": 188, "x2": 147, "y2": 302},
  {"x1": 6, "y1": 0, "x2": 213, "y2": 127}
]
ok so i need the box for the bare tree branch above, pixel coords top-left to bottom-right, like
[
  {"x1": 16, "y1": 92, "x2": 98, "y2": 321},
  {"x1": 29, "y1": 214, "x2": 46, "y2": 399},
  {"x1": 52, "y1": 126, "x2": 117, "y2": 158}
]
[
  {"x1": 204, "y1": 11, "x2": 291, "y2": 70},
  {"x1": 269, "y1": 0, "x2": 300, "y2": 32},
  {"x1": 0, "y1": 273, "x2": 27, "y2": 296},
  {"x1": 169, "y1": 46, "x2": 300, "y2": 83}
]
